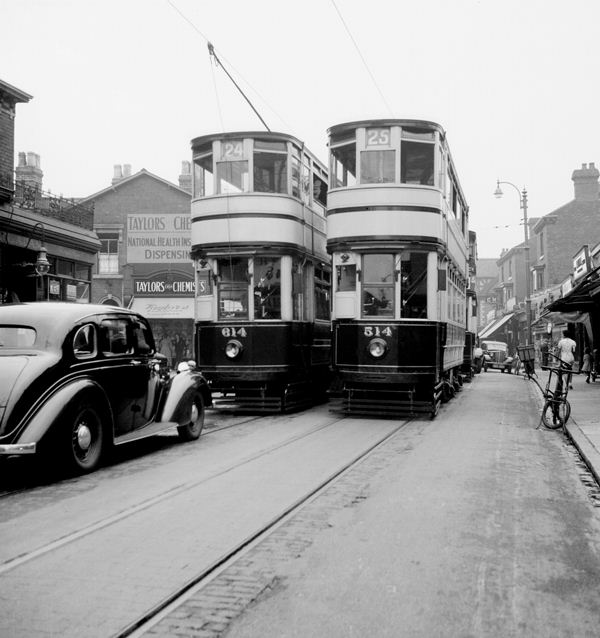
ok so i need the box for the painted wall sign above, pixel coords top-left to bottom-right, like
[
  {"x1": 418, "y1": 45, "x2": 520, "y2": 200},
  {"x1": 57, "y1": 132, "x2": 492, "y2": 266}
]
[
  {"x1": 127, "y1": 214, "x2": 192, "y2": 263},
  {"x1": 133, "y1": 272, "x2": 195, "y2": 297}
]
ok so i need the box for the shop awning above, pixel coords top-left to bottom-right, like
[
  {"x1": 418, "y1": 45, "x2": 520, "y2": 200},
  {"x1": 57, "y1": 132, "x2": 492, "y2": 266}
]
[
  {"x1": 545, "y1": 266, "x2": 600, "y2": 314},
  {"x1": 479, "y1": 312, "x2": 515, "y2": 340},
  {"x1": 128, "y1": 297, "x2": 194, "y2": 319}
]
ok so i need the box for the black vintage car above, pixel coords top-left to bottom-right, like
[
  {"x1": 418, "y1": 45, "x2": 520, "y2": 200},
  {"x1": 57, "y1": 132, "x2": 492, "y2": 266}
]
[{"x1": 0, "y1": 303, "x2": 212, "y2": 474}]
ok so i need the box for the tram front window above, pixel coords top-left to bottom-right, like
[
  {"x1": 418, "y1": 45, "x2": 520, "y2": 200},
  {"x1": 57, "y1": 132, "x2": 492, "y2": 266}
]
[
  {"x1": 254, "y1": 258, "x2": 281, "y2": 319},
  {"x1": 218, "y1": 258, "x2": 249, "y2": 319},
  {"x1": 362, "y1": 254, "x2": 394, "y2": 317},
  {"x1": 217, "y1": 160, "x2": 249, "y2": 193},
  {"x1": 360, "y1": 150, "x2": 395, "y2": 184},
  {"x1": 400, "y1": 252, "x2": 428, "y2": 318}
]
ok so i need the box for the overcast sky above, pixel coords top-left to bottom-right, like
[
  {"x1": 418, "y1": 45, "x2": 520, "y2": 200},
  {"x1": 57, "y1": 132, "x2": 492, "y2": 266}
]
[{"x1": 4, "y1": 0, "x2": 600, "y2": 258}]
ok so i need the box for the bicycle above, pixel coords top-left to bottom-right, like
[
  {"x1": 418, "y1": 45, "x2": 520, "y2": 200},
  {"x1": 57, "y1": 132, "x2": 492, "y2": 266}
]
[{"x1": 518, "y1": 347, "x2": 573, "y2": 431}]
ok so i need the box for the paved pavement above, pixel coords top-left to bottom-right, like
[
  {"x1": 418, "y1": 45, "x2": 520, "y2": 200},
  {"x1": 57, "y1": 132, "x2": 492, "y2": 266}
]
[{"x1": 560, "y1": 369, "x2": 600, "y2": 483}]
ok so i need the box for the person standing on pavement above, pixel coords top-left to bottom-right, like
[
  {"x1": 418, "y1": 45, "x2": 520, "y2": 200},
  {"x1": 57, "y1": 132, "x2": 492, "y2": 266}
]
[
  {"x1": 582, "y1": 347, "x2": 593, "y2": 383},
  {"x1": 473, "y1": 344, "x2": 483, "y2": 373},
  {"x1": 556, "y1": 329, "x2": 576, "y2": 389}
]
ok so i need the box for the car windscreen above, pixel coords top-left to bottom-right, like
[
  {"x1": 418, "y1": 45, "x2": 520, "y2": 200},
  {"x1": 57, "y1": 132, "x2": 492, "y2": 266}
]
[{"x1": 0, "y1": 326, "x2": 37, "y2": 348}]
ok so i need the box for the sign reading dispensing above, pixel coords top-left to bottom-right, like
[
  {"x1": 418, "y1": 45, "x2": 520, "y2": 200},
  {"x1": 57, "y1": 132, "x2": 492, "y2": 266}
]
[{"x1": 127, "y1": 214, "x2": 191, "y2": 263}]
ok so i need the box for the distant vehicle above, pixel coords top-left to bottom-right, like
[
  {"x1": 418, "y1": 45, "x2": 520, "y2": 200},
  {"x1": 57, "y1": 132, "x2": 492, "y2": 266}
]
[
  {"x1": 481, "y1": 340, "x2": 514, "y2": 373},
  {"x1": 0, "y1": 302, "x2": 212, "y2": 474}
]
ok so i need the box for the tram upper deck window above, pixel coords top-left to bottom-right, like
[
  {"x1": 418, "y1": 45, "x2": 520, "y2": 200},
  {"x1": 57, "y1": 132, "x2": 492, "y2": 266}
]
[
  {"x1": 400, "y1": 252, "x2": 428, "y2": 318},
  {"x1": 254, "y1": 140, "x2": 287, "y2": 194},
  {"x1": 193, "y1": 153, "x2": 214, "y2": 197},
  {"x1": 313, "y1": 176, "x2": 327, "y2": 207},
  {"x1": 360, "y1": 150, "x2": 395, "y2": 184},
  {"x1": 330, "y1": 135, "x2": 356, "y2": 188},
  {"x1": 362, "y1": 254, "x2": 394, "y2": 317},
  {"x1": 254, "y1": 257, "x2": 281, "y2": 319},
  {"x1": 217, "y1": 140, "x2": 248, "y2": 193},
  {"x1": 217, "y1": 257, "x2": 248, "y2": 319},
  {"x1": 401, "y1": 128, "x2": 435, "y2": 186}
]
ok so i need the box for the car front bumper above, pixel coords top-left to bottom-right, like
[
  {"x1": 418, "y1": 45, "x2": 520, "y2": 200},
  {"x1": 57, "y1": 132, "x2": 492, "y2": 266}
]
[{"x1": 0, "y1": 442, "x2": 36, "y2": 455}]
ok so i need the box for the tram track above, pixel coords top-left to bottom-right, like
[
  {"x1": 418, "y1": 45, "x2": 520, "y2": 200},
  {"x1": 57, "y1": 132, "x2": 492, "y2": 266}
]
[
  {"x1": 0, "y1": 414, "x2": 347, "y2": 575},
  {"x1": 119, "y1": 417, "x2": 412, "y2": 638}
]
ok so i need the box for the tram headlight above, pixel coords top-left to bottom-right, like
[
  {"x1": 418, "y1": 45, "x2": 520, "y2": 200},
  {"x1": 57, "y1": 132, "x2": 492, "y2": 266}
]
[
  {"x1": 225, "y1": 339, "x2": 243, "y2": 359},
  {"x1": 367, "y1": 338, "x2": 388, "y2": 359}
]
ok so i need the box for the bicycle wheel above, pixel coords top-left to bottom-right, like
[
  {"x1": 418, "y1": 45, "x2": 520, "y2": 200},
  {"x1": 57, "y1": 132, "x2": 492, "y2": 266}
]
[{"x1": 541, "y1": 399, "x2": 570, "y2": 430}]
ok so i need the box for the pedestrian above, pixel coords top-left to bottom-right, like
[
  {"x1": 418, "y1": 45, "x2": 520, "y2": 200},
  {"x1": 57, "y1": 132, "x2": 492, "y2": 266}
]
[
  {"x1": 556, "y1": 330, "x2": 576, "y2": 389},
  {"x1": 473, "y1": 344, "x2": 483, "y2": 373},
  {"x1": 581, "y1": 347, "x2": 593, "y2": 383}
]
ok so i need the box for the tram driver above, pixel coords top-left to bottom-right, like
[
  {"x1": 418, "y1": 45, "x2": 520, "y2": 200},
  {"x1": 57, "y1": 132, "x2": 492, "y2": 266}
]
[{"x1": 254, "y1": 264, "x2": 281, "y2": 319}]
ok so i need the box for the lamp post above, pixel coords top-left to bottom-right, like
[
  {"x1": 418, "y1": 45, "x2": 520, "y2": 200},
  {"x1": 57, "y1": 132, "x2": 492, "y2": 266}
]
[{"x1": 493, "y1": 180, "x2": 532, "y2": 345}]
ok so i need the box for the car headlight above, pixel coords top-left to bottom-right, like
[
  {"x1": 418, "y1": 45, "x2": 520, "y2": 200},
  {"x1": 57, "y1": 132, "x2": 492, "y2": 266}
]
[
  {"x1": 367, "y1": 338, "x2": 387, "y2": 359},
  {"x1": 225, "y1": 339, "x2": 243, "y2": 359}
]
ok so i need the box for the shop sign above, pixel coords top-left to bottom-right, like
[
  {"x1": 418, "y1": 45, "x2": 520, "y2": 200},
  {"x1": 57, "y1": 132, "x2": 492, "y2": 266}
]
[
  {"x1": 49, "y1": 280, "x2": 61, "y2": 296},
  {"x1": 134, "y1": 272, "x2": 195, "y2": 297},
  {"x1": 572, "y1": 245, "x2": 591, "y2": 282},
  {"x1": 126, "y1": 214, "x2": 191, "y2": 264}
]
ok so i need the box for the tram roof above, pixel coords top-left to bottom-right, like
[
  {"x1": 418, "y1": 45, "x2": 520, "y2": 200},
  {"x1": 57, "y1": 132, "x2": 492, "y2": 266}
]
[
  {"x1": 326, "y1": 119, "x2": 446, "y2": 139},
  {"x1": 191, "y1": 130, "x2": 317, "y2": 151}
]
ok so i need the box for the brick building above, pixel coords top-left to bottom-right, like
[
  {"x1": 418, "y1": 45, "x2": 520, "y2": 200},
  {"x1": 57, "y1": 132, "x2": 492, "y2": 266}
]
[
  {"x1": 0, "y1": 78, "x2": 99, "y2": 304},
  {"x1": 81, "y1": 163, "x2": 194, "y2": 365}
]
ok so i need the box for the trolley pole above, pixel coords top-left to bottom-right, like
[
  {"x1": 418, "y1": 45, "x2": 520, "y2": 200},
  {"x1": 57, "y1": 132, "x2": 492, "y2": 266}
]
[{"x1": 494, "y1": 180, "x2": 533, "y2": 345}]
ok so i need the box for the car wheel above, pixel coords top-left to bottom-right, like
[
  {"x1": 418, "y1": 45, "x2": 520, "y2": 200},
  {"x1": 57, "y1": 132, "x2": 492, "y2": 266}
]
[
  {"x1": 64, "y1": 399, "x2": 105, "y2": 473},
  {"x1": 177, "y1": 393, "x2": 204, "y2": 441}
]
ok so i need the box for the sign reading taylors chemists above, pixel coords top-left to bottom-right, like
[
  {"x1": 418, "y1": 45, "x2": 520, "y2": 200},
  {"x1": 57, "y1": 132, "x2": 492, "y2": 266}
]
[
  {"x1": 134, "y1": 272, "x2": 195, "y2": 297},
  {"x1": 127, "y1": 214, "x2": 191, "y2": 263}
]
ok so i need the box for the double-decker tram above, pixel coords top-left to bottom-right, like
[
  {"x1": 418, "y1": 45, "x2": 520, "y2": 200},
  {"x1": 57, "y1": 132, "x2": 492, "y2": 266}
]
[
  {"x1": 326, "y1": 119, "x2": 470, "y2": 417},
  {"x1": 190, "y1": 131, "x2": 331, "y2": 412}
]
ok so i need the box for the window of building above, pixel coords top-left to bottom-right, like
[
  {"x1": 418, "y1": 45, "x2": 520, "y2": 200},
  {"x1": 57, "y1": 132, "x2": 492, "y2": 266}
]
[{"x1": 98, "y1": 232, "x2": 119, "y2": 274}]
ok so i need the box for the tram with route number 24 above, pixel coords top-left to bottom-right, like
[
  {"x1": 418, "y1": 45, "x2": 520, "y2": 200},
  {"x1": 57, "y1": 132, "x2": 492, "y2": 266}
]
[
  {"x1": 326, "y1": 119, "x2": 471, "y2": 417},
  {"x1": 189, "y1": 131, "x2": 331, "y2": 412}
]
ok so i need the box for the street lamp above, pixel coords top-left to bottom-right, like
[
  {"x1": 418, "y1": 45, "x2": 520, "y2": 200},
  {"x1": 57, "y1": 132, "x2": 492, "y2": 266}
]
[{"x1": 494, "y1": 180, "x2": 532, "y2": 345}]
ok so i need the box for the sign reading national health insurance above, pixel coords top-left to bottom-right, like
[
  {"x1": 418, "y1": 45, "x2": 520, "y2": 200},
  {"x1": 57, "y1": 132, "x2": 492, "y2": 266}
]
[{"x1": 127, "y1": 214, "x2": 191, "y2": 263}]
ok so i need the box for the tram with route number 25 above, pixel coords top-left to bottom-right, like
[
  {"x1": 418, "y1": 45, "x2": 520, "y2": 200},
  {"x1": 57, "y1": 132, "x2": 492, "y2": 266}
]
[
  {"x1": 189, "y1": 131, "x2": 331, "y2": 412},
  {"x1": 326, "y1": 119, "x2": 470, "y2": 417}
]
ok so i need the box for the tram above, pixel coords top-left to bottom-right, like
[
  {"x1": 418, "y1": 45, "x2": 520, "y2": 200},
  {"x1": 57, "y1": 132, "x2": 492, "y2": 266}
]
[
  {"x1": 190, "y1": 131, "x2": 331, "y2": 412},
  {"x1": 326, "y1": 119, "x2": 470, "y2": 417}
]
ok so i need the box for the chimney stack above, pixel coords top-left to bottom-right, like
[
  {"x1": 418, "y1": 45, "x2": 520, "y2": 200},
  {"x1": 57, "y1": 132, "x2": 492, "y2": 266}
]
[
  {"x1": 112, "y1": 164, "x2": 123, "y2": 185},
  {"x1": 572, "y1": 162, "x2": 600, "y2": 201},
  {"x1": 178, "y1": 160, "x2": 192, "y2": 193},
  {"x1": 15, "y1": 151, "x2": 43, "y2": 191},
  {"x1": 123, "y1": 164, "x2": 132, "y2": 177}
]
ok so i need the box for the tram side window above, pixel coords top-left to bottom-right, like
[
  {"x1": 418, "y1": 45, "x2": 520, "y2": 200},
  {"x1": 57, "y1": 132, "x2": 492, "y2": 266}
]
[
  {"x1": 401, "y1": 141, "x2": 434, "y2": 186},
  {"x1": 254, "y1": 257, "x2": 281, "y2": 319},
  {"x1": 360, "y1": 150, "x2": 395, "y2": 184},
  {"x1": 336, "y1": 264, "x2": 356, "y2": 291},
  {"x1": 254, "y1": 140, "x2": 288, "y2": 194},
  {"x1": 330, "y1": 142, "x2": 356, "y2": 188},
  {"x1": 314, "y1": 266, "x2": 331, "y2": 321},
  {"x1": 217, "y1": 258, "x2": 249, "y2": 319},
  {"x1": 313, "y1": 176, "x2": 327, "y2": 207},
  {"x1": 400, "y1": 252, "x2": 428, "y2": 318},
  {"x1": 362, "y1": 254, "x2": 394, "y2": 317},
  {"x1": 193, "y1": 154, "x2": 214, "y2": 197}
]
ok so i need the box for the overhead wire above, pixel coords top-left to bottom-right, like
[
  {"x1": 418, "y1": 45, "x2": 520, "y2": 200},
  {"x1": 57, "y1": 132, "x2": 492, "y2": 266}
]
[
  {"x1": 330, "y1": 0, "x2": 394, "y2": 117},
  {"x1": 166, "y1": 0, "x2": 290, "y2": 132}
]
